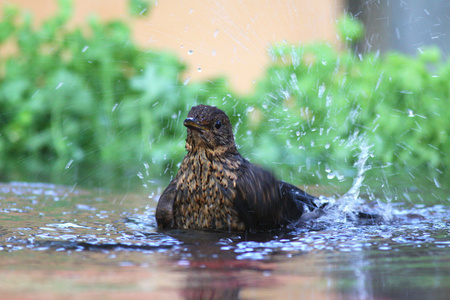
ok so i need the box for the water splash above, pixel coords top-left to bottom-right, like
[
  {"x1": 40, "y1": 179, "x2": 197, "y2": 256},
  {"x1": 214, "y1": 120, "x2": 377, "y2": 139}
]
[
  {"x1": 337, "y1": 139, "x2": 373, "y2": 217},
  {"x1": 315, "y1": 135, "x2": 393, "y2": 224}
]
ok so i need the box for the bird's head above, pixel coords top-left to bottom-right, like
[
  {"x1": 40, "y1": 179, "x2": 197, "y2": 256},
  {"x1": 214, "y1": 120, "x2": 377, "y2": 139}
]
[{"x1": 184, "y1": 105, "x2": 237, "y2": 155}]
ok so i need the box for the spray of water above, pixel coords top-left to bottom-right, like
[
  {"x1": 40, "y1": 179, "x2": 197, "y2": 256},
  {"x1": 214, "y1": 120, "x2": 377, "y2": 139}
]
[
  {"x1": 315, "y1": 134, "x2": 393, "y2": 225},
  {"x1": 337, "y1": 139, "x2": 372, "y2": 217}
]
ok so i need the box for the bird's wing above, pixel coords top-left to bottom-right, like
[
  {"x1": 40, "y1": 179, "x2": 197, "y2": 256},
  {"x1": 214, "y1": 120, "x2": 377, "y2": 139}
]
[
  {"x1": 155, "y1": 179, "x2": 177, "y2": 229},
  {"x1": 278, "y1": 181, "x2": 318, "y2": 212},
  {"x1": 233, "y1": 163, "x2": 301, "y2": 229}
]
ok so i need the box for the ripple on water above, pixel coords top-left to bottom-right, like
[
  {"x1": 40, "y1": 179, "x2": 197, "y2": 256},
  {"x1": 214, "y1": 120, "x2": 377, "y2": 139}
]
[
  {"x1": 0, "y1": 182, "x2": 449, "y2": 300},
  {"x1": 0, "y1": 182, "x2": 448, "y2": 260}
]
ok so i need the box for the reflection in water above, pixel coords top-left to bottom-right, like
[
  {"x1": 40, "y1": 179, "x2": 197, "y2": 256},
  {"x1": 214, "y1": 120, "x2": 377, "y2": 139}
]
[
  {"x1": 179, "y1": 259, "x2": 269, "y2": 299},
  {"x1": 0, "y1": 182, "x2": 449, "y2": 299},
  {"x1": 161, "y1": 230, "x2": 283, "y2": 299}
]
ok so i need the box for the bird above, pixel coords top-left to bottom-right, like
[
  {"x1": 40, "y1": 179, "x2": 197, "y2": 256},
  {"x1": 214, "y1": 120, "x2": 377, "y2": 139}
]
[{"x1": 155, "y1": 104, "x2": 322, "y2": 232}]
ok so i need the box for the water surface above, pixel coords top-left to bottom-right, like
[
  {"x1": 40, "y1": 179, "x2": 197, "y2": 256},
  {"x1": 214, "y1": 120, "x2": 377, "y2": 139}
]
[{"x1": 0, "y1": 182, "x2": 449, "y2": 299}]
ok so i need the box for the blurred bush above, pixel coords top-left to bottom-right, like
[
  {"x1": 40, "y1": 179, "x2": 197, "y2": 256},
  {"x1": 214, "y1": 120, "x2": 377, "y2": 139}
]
[
  {"x1": 0, "y1": 2, "x2": 448, "y2": 191},
  {"x1": 250, "y1": 41, "x2": 449, "y2": 186}
]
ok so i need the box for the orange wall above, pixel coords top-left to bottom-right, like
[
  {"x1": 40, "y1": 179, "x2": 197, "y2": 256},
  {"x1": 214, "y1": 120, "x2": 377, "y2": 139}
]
[{"x1": 2, "y1": 0, "x2": 344, "y2": 93}]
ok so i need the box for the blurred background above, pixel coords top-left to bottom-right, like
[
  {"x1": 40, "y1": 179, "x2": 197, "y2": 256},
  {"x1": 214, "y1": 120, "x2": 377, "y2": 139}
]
[
  {"x1": 0, "y1": 0, "x2": 448, "y2": 201},
  {"x1": 3, "y1": 0, "x2": 448, "y2": 92},
  {"x1": 3, "y1": 0, "x2": 345, "y2": 93}
]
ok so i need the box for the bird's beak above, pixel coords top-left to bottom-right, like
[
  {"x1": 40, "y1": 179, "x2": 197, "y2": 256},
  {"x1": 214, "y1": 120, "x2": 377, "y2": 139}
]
[{"x1": 183, "y1": 117, "x2": 207, "y2": 131}]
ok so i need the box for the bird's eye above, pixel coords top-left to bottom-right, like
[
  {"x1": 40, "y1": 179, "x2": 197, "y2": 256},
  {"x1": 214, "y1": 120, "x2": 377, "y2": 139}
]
[{"x1": 214, "y1": 120, "x2": 222, "y2": 129}]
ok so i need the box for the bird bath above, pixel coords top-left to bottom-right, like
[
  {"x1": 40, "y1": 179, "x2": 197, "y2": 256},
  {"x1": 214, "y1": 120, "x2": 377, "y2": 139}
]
[{"x1": 0, "y1": 181, "x2": 448, "y2": 299}]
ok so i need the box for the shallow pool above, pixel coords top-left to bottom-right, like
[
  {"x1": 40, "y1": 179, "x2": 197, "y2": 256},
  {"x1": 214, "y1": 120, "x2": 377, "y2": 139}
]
[{"x1": 0, "y1": 182, "x2": 448, "y2": 299}]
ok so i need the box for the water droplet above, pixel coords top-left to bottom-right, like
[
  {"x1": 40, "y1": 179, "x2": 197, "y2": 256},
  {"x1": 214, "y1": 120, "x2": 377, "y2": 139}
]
[
  {"x1": 325, "y1": 143, "x2": 330, "y2": 149},
  {"x1": 375, "y1": 72, "x2": 383, "y2": 90},
  {"x1": 197, "y1": 67, "x2": 202, "y2": 72},
  {"x1": 178, "y1": 259, "x2": 190, "y2": 266},
  {"x1": 65, "y1": 160, "x2": 74, "y2": 169},
  {"x1": 326, "y1": 95, "x2": 332, "y2": 107},
  {"x1": 318, "y1": 83, "x2": 325, "y2": 98},
  {"x1": 188, "y1": 50, "x2": 194, "y2": 55},
  {"x1": 395, "y1": 27, "x2": 401, "y2": 39},
  {"x1": 82, "y1": 46, "x2": 89, "y2": 53},
  {"x1": 433, "y1": 178, "x2": 441, "y2": 188},
  {"x1": 55, "y1": 82, "x2": 63, "y2": 89},
  {"x1": 112, "y1": 103, "x2": 119, "y2": 111},
  {"x1": 407, "y1": 109, "x2": 415, "y2": 117},
  {"x1": 213, "y1": 29, "x2": 219, "y2": 38},
  {"x1": 246, "y1": 106, "x2": 254, "y2": 113},
  {"x1": 327, "y1": 173, "x2": 335, "y2": 180},
  {"x1": 183, "y1": 76, "x2": 191, "y2": 85}
]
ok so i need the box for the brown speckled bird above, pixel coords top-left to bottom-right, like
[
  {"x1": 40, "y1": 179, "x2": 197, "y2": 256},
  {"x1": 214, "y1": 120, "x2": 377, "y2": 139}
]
[{"x1": 156, "y1": 105, "x2": 319, "y2": 232}]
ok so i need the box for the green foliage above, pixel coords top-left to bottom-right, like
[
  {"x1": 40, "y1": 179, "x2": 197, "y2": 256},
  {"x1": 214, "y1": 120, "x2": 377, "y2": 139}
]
[
  {"x1": 0, "y1": 1, "x2": 231, "y2": 188},
  {"x1": 0, "y1": 2, "x2": 448, "y2": 191},
  {"x1": 248, "y1": 42, "x2": 449, "y2": 185},
  {"x1": 128, "y1": 0, "x2": 152, "y2": 17},
  {"x1": 337, "y1": 14, "x2": 365, "y2": 43}
]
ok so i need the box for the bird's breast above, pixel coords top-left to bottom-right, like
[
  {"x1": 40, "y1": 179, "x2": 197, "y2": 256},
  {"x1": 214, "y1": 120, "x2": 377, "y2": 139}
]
[{"x1": 174, "y1": 151, "x2": 245, "y2": 231}]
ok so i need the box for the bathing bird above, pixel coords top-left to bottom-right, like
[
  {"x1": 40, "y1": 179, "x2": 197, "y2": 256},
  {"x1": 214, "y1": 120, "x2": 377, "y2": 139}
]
[{"x1": 156, "y1": 104, "x2": 321, "y2": 232}]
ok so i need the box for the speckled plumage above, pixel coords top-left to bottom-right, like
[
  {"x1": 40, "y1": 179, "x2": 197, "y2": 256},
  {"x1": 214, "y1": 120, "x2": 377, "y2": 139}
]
[{"x1": 155, "y1": 105, "x2": 318, "y2": 232}]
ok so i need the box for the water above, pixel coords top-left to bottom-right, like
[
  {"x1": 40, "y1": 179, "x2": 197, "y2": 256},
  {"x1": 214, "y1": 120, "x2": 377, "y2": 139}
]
[{"x1": 0, "y1": 181, "x2": 448, "y2": 299}]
